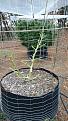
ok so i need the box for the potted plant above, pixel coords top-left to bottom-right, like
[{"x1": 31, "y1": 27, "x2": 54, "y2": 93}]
[
  {"x1": 1, "y1": 24, "x2": 59, "y2": 121},
  {"x1": 15, "y1": 20, "x2": 56, "y2": 59}
]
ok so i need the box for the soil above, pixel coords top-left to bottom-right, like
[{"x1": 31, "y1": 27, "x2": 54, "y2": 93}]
[
  {"x1": 1, "y1": 68, "x2": 58, "y2": 97},
  {"x1": 0, "y1": 28, "x2": 68, "y2": 120}
]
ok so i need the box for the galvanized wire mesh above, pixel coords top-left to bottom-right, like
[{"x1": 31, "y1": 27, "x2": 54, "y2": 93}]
[{"x1": 0, "y1": 0, "x2": 68, "y2": 121}]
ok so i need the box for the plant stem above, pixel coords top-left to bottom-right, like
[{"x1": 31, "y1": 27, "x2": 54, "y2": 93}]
[{"x1": 28, "y1": 26, "x2": 44, "y2": 79}]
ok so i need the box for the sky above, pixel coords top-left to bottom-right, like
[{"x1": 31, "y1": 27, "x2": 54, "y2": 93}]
[
  {"x1": 0, "y1": 0, "x2": 68, "y2": 18},
  {"x1": 0, "y1": 0, "x2": 45, "y2": 15},
  {"x1": 0, "y1": 0, "x2": 57, "y2": 15}
]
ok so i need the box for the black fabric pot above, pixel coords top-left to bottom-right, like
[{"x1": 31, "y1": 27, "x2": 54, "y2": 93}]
[
  {"x1": 28, "y1": 47, "x2": 48, "y2": 59},
  {"x1": 1, "y1": 68, "x2": 59, "y2": 121}
]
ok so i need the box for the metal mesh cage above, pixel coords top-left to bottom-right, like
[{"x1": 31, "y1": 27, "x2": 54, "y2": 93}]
[
  {"x1": 1, "y1": 68, "x2": 59, "y2": 121},
  {"x1": 0, "y1": 0, "x2": 68, "y2": 121}
]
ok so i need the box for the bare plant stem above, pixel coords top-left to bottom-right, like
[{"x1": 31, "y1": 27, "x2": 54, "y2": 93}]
[
  {"x1": 28, "y1": 0, "x2": 48, "y2": 79},
  {"x1": 28, "y1": 26, "x2": 44, "y2": 79}
]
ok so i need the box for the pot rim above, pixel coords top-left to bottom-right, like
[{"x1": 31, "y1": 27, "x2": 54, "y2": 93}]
[{"x1": 1, "y1": 67, "x2": 59, "y2": 98}]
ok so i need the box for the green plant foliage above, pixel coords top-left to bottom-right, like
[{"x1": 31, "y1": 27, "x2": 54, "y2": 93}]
[
  {"x1": 44, "y1": 117, "x2": 57, "y2": 121},
  {"x1": 15, "y1": 19, "x2": 56, "y2": 53},
  {"x1": 0, "y1": 112, "x2": 6, "y2": 120}
]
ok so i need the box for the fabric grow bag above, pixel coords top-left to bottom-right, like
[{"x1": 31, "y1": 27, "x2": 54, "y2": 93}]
[
  {"x1": 28, "y1": 47, "x2": 48, "y2": 59},
  {"x1": 1, "y1": 68, "x2": 59, "y2": 121}
]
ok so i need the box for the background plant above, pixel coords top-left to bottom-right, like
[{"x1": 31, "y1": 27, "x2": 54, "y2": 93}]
[
  {"x1": 0, "y1": 19, "x2": 57, "y2": 80},
  {"x1": 15, "y1": 19, "x2": 56, "y2": 57},
  {"x1": 0, "y1": 112, "x2": 6, "y2": 121}
]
